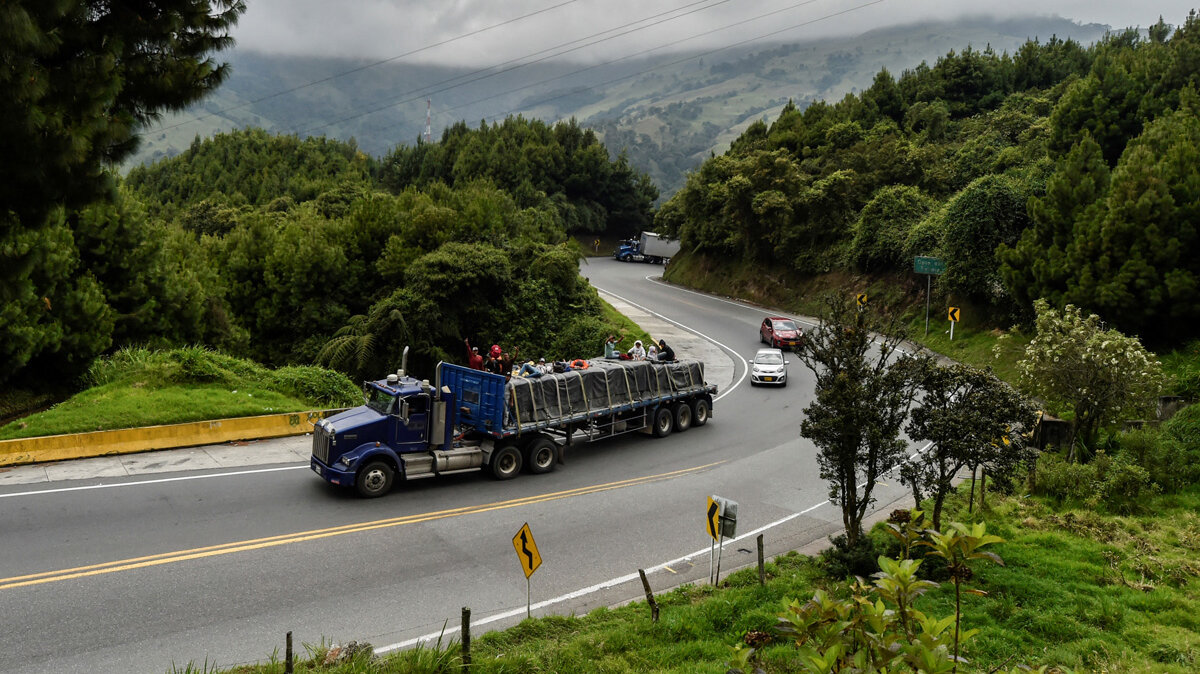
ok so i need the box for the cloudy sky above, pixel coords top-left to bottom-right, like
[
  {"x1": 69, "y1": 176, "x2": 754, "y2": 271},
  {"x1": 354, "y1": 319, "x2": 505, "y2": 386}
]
[{"x1": 231, "y1": 0, "x2": 1197, "y2": 65}]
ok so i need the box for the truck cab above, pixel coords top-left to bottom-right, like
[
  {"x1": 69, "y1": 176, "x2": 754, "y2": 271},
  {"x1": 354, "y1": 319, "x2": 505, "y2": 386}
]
[
  {"x1": 310, "y1": 373, "x2": 457, "y2": 496},
  {"x1": 613, "y1": 238, "x2": 642, "y2": 262}
]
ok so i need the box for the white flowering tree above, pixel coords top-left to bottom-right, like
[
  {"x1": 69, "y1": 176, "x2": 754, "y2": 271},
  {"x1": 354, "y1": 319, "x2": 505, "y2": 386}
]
[{"x1": 999, "y1": 299, "x2": 1166, "y2": 461}]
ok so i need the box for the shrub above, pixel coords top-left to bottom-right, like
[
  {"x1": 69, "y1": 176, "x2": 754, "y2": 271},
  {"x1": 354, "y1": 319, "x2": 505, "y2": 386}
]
[
  {"x1": 818, "y1": 533, "x2": 880, "y2": 580},
  {"x1": 170, "y1": 347, "x2": 225, "y2": 383},
  {"x1": 1117, "y1": 425, "x2": 1199, "y2": 494},
  {"x1": 1092, "y1": 451, "x2": 1157, "y2": 514},
  {"x1": 549, "y1": 315, "x2": 609, "y2": 361},
  {"x1": 1031, "y1": 451, "x2": 1096, "y2": 502},
  {"x1": 270, "y1": 366, "x2": 360, "y2": 408}
]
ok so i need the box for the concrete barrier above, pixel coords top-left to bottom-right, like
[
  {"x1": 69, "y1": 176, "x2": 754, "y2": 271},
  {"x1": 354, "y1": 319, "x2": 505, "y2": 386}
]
[{"x1": 0, "y1": 409, "x2": 345, "y2": 468}]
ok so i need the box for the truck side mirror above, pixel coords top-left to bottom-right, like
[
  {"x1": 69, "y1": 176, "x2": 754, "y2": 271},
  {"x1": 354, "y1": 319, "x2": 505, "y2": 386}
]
[{"x1": 398, "y1": 398, "x2": 409, "y2": 421}]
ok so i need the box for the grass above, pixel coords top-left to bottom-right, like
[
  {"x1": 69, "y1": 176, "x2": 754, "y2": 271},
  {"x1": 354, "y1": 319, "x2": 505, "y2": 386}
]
[
  {"x1": 0, "y1": 347, "x2": 360, "y2": 440},
  {"x1": 193, "y1": 484, "x2": 1200, "y2": 673},
  {"x1": 600, "y1": 298, "x2": 655, "y2": 350}
]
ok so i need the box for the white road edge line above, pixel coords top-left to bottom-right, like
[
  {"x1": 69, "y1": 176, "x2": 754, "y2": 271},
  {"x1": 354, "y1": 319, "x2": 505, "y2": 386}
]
[
  {"x1": 643, "y1": 274, "x2": 819, "y2": 329},
  {"x1": 0, "y1": 465, "x2": 308, "y2": 498},
  {"x1": 592, "y1": 286, "x2": 748, "y2": 402},
  {"x1": 377, "y1": 441, "x2": 936, "y2": 655}
]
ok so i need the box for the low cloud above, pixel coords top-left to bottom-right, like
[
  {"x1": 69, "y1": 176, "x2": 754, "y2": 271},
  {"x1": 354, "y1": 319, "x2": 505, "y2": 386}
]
[{"x1": 231, "y1": 0, "x2": 1195, "y2": 65}]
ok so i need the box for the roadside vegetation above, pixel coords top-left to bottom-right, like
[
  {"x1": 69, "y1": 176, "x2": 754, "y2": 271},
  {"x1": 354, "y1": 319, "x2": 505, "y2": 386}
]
[
  {"x1": 179, "y1": 479, "x2": 1200, "y2": 674},
  {"x1": 0, "y1": 347, "x2": 359, "y2": 440},
  {"x1": 0, "y1": 293, "x2": 646, "y2": 440}
]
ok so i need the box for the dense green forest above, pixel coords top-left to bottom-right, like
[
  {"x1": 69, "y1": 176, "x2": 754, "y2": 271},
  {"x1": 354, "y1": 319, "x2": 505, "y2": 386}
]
[
  {"x1": 125, "y1": 17, "x2": 1108, "y2": 201},
  {"x1": 658, "y1": 13, "x2": 1200, "y2": 345},
  {"x1": 6, "y1": 111, "x2": 657, "y2": 390}
]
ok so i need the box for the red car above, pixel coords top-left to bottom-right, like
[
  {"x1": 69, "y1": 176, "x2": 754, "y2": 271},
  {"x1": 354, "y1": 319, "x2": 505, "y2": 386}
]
[{"x1": 760, "y1": 317, "x2": 803, "y2": 349}]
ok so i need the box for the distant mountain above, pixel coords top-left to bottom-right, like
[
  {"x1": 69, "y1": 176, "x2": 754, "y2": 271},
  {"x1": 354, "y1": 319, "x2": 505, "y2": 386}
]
[{"x1": 129, "y1": 16, "x2": 1109, "y2": 199}]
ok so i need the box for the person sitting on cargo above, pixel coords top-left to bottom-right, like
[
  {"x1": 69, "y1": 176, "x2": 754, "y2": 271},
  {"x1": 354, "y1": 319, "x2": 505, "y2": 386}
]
[
  {"x1": 628, "y1": 340, "x2": 646, "y2": 360},
  {"x1": 603, "y1": 335, "x2": 620, "y2": 359},
  {"x1": 516, "y1": 356, "x2": 548, "y2": 378},
  {"x1": 656, "y1": 339, "x2": 675, "y2": 362},
  {"x1": 537, "y1": 357, "x2": 553, "y2": 375},
  {"x1": 647, "y1": 342, "x2": 658, "y2": 360},
  {"x1": 464, "y1": 338, "x2": 483, "y2": 370}
]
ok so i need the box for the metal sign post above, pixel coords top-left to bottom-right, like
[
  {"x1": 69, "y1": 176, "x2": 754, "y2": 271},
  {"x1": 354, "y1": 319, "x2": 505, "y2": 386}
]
[
  {"x1": 706, "y1": 495, "x2": 738, "y2": 585},
  {"x1": 706, "y1": 496, "x2": 719, "y2": 583},
  {"x1": 925, "y1": 274, "x2": 931, "y2": 337},
  {"x1": 914, "y1": 257, "x2": 945, "y2": 337},
  {"x1": 512, "y1": 523, "x2": 542, "y2": 619}
]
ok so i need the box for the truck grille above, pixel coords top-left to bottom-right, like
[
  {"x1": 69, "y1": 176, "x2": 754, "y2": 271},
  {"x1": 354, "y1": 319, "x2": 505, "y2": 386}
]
[{"x1": 312, "y1": 426, "x2": 331, "y2": 464}]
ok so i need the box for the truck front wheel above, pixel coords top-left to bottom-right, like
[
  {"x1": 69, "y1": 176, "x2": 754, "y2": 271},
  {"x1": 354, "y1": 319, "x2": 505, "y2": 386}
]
[
  {"x1": 356, "y1": 460, "x2": 395, "y2": 498},
  {"x1": 491, "y1": 445, "x2": 523, "y2": 480},
  {"x1": 652, "y1": 406, "x2": 674, "y2": 437}
]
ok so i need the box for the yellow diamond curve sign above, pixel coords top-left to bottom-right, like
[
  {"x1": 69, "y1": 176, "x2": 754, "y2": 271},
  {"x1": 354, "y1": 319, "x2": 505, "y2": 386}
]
[
  {"x1": 512, "y1": 522, "x2": 542, "y2": 578},
  {"x1": 947, "y1": 306, "x2": 960, "y2": 322}
]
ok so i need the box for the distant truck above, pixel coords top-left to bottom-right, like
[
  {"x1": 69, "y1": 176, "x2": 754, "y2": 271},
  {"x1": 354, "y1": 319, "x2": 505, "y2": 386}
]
[
  {"x1": 310, "y1": 349, "x2": 716, "y2": 497},
  {"x1": 614, "y1": 231, "x2": 681, "y2": 264}
]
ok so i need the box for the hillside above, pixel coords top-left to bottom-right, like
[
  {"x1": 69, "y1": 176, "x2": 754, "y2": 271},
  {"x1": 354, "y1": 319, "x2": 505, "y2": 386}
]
[
  {"x1": 657, "y1": 11, "x2": 1200, "y2": 348},
  {"x1": 127, "y1": 17, "x2": 1109, "y2": 198}
]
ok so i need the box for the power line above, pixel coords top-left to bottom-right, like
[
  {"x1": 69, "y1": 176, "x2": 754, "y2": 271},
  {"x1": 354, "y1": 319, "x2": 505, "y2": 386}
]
[
  {"x1": 145, "y1": 0, "x2": 581, "y2": 135},
  {"x1": 392, "y1": 0, "x2": 882, "y2": 139},
  {"x1": 292, "y1": 0, "x2": 737, "y2": 137}
]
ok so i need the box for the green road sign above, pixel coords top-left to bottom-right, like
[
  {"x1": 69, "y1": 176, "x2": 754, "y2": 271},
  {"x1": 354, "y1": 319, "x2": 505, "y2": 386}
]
[{"x1": 914, "y1": 256, "x2": 946, "y2": 275}]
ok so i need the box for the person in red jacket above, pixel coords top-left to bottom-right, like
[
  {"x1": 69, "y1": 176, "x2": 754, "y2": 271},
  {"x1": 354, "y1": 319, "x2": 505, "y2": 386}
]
[{"x1": 464, "y1": 338, "x2": 484, "y2": 370}]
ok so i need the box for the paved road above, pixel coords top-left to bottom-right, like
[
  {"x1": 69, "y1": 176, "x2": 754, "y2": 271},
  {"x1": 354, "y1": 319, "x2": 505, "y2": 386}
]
[{"x1": 0, "y1": 259, "x2": 916, "y2": 673}]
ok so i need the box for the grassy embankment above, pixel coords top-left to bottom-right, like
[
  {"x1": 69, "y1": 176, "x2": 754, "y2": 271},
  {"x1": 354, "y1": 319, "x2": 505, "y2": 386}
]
[
  {"x1": 0, "y1": 298, "x2": 650, "y2": 440},
  {"x1": 0, "y1": 347, "x2": 361, "y2": 440},
  {"x1": 181, "y1": 485, "x2": 1200, "y2": 673}
]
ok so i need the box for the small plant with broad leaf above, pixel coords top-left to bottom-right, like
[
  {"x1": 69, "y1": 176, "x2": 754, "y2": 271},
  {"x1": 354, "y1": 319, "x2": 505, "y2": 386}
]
[{"x1": 734, "y1": 510, "x2": 1009, "y2": 674}]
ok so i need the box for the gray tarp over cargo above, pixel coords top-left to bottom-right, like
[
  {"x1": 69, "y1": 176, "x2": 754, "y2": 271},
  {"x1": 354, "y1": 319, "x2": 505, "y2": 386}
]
[{"x1": 504, "y1": 359, "x2": 707, "y2": 429}]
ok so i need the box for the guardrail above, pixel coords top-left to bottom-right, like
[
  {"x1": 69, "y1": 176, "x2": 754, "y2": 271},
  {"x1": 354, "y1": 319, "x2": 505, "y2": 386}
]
[{"x1": 0, "y1": 409, "x2": 345, "y2": 468}]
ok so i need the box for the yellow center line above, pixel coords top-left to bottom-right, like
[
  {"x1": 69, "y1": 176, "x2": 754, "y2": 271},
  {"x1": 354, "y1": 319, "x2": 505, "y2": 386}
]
[{"x1": 0, "y1": 461, "x2": 724, "y2": 591}]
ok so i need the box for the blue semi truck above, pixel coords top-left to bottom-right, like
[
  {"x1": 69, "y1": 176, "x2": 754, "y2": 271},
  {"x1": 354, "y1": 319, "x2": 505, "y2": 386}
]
[
  {"x1": 614, "y1": 231, "x2": 681, "y2": 264},
  {"x1": 310, "y1": 350, "x2": 716, "y2": 497}
]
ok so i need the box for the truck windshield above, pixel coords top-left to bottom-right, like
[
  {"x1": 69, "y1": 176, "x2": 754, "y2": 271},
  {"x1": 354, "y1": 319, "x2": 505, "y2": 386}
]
[{"x1": 365, "y1": 387, "x2": 396, "y2": 415}]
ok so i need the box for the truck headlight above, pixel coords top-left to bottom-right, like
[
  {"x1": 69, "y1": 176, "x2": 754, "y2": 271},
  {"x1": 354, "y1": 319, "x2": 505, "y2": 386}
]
[{"x1": 338, "y1": 455, "x2": 357, "y2": 468}]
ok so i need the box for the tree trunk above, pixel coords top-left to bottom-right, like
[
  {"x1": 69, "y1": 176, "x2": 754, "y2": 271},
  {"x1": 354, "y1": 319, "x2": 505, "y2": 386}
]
[
  {"x1": 979, "y1": 469, "x2": 987, "y2": 511},
  {"x1": 932, "y1": 495, "x2": 945, "y2": 533},
  {"x1": 967, "y1": 465, "x2": 977, "y2": 514}
]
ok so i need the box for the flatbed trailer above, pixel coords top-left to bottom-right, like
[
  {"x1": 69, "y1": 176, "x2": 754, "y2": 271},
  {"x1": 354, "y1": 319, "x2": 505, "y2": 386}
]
[{"x1": 310, "y1": 356, "x2": 716, "y2": 497}]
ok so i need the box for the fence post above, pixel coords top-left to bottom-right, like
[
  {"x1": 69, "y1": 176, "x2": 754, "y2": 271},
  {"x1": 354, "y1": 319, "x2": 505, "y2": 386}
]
[
  {"x1": 461, "y1": 606, "x2": 472, "y2": 670},
  {"x1": 285, "y1": 631, "x2": 293, "y2": 674},
  {"x1": 757, "y1": 534, "x2": 765, "y2": 586},
  {"x1": 638, "y1": 569, "x2": 659, "y2": 622}
]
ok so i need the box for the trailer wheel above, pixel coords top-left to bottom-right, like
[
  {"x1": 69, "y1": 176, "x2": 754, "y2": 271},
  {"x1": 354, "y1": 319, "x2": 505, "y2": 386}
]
[
  {"x1": 691, "y1": 397, "x2": 711, "y2": 426},
  {"x1": 491, "y1": 445, "x2": 523, "y2": 480},
  {"x1": 672, "y1": 402, "x2": 693, "y2": 432},
  {"x1": 525, "y1": 437, "x2": 558, "y2": 474},
  {"x1": 652, "y1": 406, "x2": 674, "y2": 437},
  {"x1": 355, "y1": 460, "x2": 395, "y2": 498}
]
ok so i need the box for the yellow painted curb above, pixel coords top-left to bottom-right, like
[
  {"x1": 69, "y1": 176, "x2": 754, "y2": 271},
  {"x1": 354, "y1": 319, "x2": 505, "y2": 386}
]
[{"x1": 0, "y1": 409, "x2": 345, "y2": 468}]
